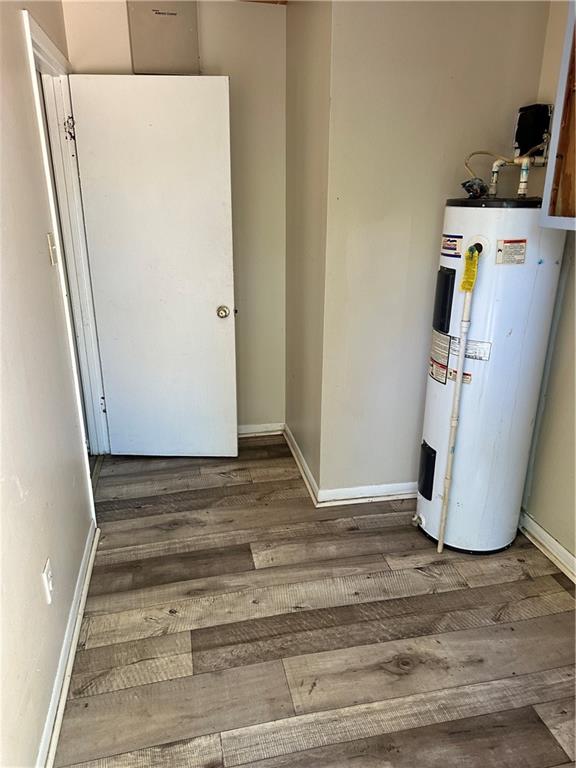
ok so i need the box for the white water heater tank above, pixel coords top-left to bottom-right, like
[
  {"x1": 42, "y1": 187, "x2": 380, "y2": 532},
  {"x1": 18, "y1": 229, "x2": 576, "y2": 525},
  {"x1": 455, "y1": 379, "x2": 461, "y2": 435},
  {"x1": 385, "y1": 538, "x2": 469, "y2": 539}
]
[{"x1": 417, "y1": 198, "x2": 566, "y2": 552}]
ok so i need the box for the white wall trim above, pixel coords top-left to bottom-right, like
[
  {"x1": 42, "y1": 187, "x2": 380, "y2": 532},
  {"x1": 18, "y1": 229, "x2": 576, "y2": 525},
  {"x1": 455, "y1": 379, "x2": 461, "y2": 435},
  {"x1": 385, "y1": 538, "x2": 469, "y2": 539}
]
[
  {"x1": 520, "y1": 512, "x2": 575, "y2": 583},
  {"x1": 540, "y1": 1, "x2": 576, "y2": 231},
  {"x1": 24, "y1": 11, "x2": 70, "y2": 76},
  {"x1": 283, "y1": 425, "x2": 417, "y2": 508},
  {"x1": 317, "y1": 482, "x2": 418, "y2": 506},
  {"x1": 23, "y1": 10, "x2": 98, "y2": 518},
  {"x1": 238, "y1": 423, "x2": 285, "y2": 437},
  {"x1": 283, "y1": 424, "x2": 320, "y2": 506},
  {"x1": 41, "y1": 73, "x2": 110, "y2": 455},
  {"x1": 36, "y1": 526, "x2": 100, "y2": 768}
]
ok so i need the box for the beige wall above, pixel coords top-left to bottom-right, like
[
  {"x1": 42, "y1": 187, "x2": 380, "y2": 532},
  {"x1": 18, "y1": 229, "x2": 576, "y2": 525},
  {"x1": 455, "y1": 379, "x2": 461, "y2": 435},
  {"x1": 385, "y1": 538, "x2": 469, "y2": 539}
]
[
  {"x1": 198, "y1": 1, "x2": 286, "y2": 428},
  {"x1": 317, "y1": 1, "x2": 549, "y2": 491},
  {"x1": 526, "y1": 2, "x2": 574, "y2": 557},
  {"x1": 285, "y1": 1, "x2": 332, "y2": 478},
  {"x1": 0, "y1": 2, "x2": 94, "y2": 765},
  {"x1": 62, "y1": 0, "x2": 286, "y2": 429},
  {"x1": 128, "y1": 1, "x2": 199, "y2": 75},
  {"x1": 527, "y1": 235, "x2": 575, "y2": 555},
  {"x1": 538, "y1": 0, "x2": 569, "y2": 102},
  {"x1": 63, "y1": 0, "x2": 132, "y2": 73}
]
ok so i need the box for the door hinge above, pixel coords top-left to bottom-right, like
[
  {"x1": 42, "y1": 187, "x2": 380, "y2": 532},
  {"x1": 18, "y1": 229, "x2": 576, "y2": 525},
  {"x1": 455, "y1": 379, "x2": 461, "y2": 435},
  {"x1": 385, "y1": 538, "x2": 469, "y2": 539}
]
[
  {"x1": 100, "y1": 396, "x2": 107, "y2": 414},
  {"x1": 63, "y1": 115, "x2": 76, "y2": 141},
  {"x1": 46, "y1": 232, "x2": 58, "y2": 266}
]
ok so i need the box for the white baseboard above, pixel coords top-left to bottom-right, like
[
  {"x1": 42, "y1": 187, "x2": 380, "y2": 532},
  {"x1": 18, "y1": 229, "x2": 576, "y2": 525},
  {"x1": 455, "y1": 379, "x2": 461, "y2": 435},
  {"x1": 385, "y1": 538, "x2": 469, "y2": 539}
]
[
  {"x1": 37, "y1": 525, "x2": 100, "y2": 768},
  {"x1": 283, "y1": 425, "x2": 417, "y2": 508},
  {"x1": 519, "y1": 512, "x2": 575, "y2": 583},
  {"x1": 283, "y1": 424, "x2": 320, "y2": 505},
  {"x1": 317, "y1": 482, "x2": 418, "y2": 506},
  {"x1": 238, "y1": 423, "x2": 285, "y2": 437}
]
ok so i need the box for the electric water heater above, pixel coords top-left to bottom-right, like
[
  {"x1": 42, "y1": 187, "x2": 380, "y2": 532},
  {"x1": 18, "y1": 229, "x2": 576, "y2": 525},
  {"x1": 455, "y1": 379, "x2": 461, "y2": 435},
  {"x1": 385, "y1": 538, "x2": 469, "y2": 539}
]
[{"x1": 417, "y1": 198, "x2": 566, "y2": 553}]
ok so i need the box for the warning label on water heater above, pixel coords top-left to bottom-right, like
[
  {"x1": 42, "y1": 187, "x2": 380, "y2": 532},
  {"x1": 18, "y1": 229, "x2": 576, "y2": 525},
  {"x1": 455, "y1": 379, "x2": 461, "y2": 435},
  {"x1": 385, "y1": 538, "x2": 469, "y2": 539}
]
[
  {"x1": 448, "y1": 368, "x2": 472, "y2": 384},
  {"x1": 496, "y1": 239, "x2": 527, "y2": 265},
  {"x1": 429, "y1": 329, "x2": 451, "y2": 384},
  {"x1": 450, "y1": 337, "x2": 492, "y2": 361},
  {"x1": 429, "y1": 360, "x2": 448, "y2": 384}
]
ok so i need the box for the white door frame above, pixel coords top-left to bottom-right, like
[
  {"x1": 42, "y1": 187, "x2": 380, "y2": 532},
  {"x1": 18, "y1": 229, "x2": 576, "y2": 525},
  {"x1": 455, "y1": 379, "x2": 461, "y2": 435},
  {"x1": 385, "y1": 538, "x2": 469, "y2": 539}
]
[
  {"x1": 22, "y1": 11, "x2": 110, "y2": 454},
  {"x1": 540, "y1": 2, "x2": 575, "y2": 231},
  {"x1": 23, "y1": 18, "x2": 100, "y2": 768}
]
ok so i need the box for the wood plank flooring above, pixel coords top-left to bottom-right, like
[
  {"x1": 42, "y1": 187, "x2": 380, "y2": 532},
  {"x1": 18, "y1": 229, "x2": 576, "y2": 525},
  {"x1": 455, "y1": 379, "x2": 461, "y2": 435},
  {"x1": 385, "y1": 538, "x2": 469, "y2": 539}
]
[{"x1": 56, "y1": 435, "x2": 575, "y2": 767}]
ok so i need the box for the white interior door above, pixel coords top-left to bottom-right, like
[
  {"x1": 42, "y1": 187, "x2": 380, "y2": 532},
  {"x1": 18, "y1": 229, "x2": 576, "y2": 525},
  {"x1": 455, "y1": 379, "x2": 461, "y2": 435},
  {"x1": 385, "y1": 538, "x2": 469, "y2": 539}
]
[{"x1": 70, "y1": 75, "x2": 237, "y2": 456}]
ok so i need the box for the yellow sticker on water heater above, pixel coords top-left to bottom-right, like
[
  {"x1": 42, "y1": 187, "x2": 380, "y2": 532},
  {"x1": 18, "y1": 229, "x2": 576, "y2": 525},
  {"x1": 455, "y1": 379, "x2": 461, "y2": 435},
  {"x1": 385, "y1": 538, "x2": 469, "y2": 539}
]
[{"x1": 461, "y1": 246, "x2": 480, "y2": 292}]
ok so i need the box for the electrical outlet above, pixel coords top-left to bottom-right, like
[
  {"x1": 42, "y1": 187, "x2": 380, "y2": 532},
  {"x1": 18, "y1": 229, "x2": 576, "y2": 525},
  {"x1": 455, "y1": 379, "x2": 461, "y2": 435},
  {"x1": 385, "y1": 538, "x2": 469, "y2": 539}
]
[{"x1": 42, "y1": 559, "x2": 54, "y2": 605}]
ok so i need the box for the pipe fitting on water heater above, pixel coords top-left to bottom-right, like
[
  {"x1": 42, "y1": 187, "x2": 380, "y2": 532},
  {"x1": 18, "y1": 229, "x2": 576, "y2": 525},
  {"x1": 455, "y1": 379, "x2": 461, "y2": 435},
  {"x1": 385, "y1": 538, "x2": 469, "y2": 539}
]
[{"x1": 461, "y1": 103, "x2": 554, "y2": 202}]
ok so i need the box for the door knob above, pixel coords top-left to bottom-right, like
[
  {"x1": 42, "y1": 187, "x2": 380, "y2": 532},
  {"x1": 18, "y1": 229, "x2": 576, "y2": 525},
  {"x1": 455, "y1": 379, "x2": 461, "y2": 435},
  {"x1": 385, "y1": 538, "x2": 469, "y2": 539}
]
[{"x1": 217, "y1": 305, "x2": 230, "y2": 319}]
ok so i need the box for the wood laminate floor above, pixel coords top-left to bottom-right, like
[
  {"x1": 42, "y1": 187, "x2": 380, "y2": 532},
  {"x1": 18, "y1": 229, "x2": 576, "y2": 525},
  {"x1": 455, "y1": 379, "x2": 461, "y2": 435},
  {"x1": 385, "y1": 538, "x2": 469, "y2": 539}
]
[{"x1": 55, "y1": 435, "x2": 576, "y2": 767}]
